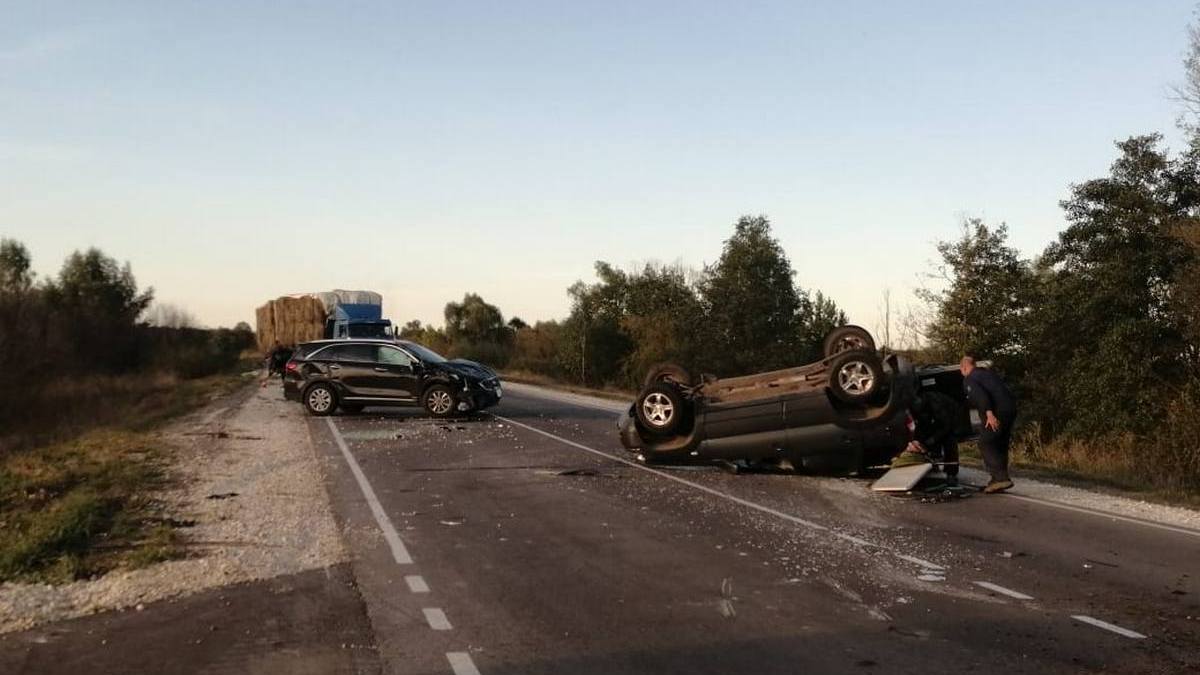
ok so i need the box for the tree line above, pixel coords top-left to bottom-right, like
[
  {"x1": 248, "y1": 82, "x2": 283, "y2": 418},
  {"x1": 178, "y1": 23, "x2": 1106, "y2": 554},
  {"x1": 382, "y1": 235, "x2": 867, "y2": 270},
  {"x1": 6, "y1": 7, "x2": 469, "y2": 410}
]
[
  {"x1": 0, "y1": 242, "x2": 254, "y2": 450},
  {"x1": 400, "y1": 215, "x2": 847, "y2": 389},
  {"x1": 918, "y1": 134, "x2": 1200, "y2": 492}
]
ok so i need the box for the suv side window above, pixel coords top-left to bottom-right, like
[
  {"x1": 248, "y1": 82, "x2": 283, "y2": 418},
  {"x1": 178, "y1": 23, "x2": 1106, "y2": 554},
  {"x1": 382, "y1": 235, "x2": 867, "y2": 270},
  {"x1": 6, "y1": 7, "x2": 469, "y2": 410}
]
[
  {"x1": 321, "y1": 344, "x2": 376, "y2": 363},
  {"x1": 376, "y1": 346, "x2": 414, "y2": 367}
]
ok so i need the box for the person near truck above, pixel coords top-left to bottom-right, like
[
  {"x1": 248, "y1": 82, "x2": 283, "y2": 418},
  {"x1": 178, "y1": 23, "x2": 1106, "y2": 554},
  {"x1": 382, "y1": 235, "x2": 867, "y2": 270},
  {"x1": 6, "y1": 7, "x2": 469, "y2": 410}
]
[
  {"x1": 961, "y1": 353, "x2": 1017, "y2": 494},
  {"x1": 263, "y1": 341, "x2": 293, "y2": 385},
  {"x1": 908, "y1": 390, "x2": 960, "y2": 486}
]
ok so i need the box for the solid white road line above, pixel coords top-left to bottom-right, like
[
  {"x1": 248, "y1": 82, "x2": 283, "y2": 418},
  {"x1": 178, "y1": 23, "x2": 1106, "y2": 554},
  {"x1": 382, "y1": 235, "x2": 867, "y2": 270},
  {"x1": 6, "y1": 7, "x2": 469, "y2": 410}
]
[
  {"x1": 405, "y1": 574, "x2": 430, "y2": 593},
  {"x1": 325, "y1": 418, "x2": 414, "y2": 565},
  {"x1": 1070, "y1": 614, "x2": 1147, "y2": 639},
  {"x1": 492, "y1": 413, "x2": 948, "y2": 574},
  {"x1": 1004, "y1": 493, "x2": 1200, "y2": 540},
  {"x1": 896, "y1": 554, "x2": 946, "y2": 571},
  {"x1": 423, "y1": 607, "x2": 453, "y2": 631},
  {"x1": 447, "y1": 652, "x2": 483, "y2": 675},
  {"x1": 974, "y1": 581, "x2": 1034, "y2": 600}
]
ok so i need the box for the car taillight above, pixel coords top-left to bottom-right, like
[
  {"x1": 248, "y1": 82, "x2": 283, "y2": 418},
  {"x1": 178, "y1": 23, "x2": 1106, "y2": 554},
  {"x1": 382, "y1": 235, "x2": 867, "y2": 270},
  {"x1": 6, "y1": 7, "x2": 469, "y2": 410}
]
[
  {"x1": 905, "y1": 413, "x2": 916, "y2": 439},
  {"x1": 285, "y1": 360, "x2": 299, "y2": 372}
]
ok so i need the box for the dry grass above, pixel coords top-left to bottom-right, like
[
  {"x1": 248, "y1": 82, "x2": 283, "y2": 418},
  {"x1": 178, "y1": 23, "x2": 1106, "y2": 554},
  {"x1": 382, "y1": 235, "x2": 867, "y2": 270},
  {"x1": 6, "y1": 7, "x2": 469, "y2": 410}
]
[
  {"x1": 1, "y1": 372, "x2": 247, "y2": 455},
  {"x1": 993, "y1": 420, "x2": 1200, "y2": 507},
  {"x1": 0, "y1": 373, "x2": 248, "y2": 583}
]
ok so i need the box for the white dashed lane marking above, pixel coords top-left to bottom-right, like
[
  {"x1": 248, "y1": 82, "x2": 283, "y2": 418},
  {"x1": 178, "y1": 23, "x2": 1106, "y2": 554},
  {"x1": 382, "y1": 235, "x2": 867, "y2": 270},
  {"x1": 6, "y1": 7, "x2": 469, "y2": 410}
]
[
  {"x1": 406, "y1": 574, "x2": 430, "y2": 593},
  {"x1": 424, "y1": 608, "x2": 453, "y2": 631},
  {"x1": 1071, "y1": 615, "x2": 1147, "y2": 639},
  {"x1": 447, "y1": 652, "x2": 483, "y2": 675},
  {"x1": 974, "y1": 581, "x2": 1034, "y2": 600},
  {"x1": 326, "y1": 418, "x2": 413, "y2": 564}
]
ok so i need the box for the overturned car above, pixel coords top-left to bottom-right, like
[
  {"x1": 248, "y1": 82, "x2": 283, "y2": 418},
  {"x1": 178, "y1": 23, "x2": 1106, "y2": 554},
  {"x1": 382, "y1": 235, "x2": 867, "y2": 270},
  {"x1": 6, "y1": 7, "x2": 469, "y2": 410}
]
[{"x1": 618, "y1": 326, "x2": 922, "y2": 473}]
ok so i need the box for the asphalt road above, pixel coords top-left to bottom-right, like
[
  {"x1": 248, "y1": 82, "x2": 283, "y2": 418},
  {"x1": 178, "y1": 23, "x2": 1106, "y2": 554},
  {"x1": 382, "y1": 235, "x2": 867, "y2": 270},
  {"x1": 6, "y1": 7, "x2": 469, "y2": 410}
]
[{"x1": 307, "y1": 383, "x2": 1200, "y2": 675}]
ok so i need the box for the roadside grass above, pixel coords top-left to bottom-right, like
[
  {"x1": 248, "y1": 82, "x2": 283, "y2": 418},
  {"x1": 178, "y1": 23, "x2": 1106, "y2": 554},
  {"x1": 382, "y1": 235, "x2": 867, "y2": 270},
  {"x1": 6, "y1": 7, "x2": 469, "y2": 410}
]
[
  {"x1": 959, "y1": 423, "x2": 1200, "y2": 508},
  {"x1": 0, "y1": 373, "x2": 249, "y2": 584}
]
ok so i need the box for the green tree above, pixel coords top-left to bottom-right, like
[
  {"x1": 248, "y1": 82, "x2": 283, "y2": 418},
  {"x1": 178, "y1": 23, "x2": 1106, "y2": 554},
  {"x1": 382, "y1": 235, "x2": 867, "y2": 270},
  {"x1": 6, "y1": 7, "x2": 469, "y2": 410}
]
[
  {"x1": 1026, "y1": 135, "x2": 1197, "y2": 436},
  {"x1": 0, "y1": 238, "x2": 34, "y2": 294},
  {"x1": 52, "y1": 248, "x2": 153, "y2": 323},
  {"x1": 560, "y1": 267, "x2": 634, "y2": 385},
  {"x1": 800, "y1": 290, "x2": 848, "y2": 360},
  {"x1": 444, "y1": 293, "x2": 509, "y2": 345},
  {"x1": 917, "y1": 219, "x2": 1032, "y2": 364},
  {"x1": 697, "y1": 215, "x2": 808, "y2": 375}
]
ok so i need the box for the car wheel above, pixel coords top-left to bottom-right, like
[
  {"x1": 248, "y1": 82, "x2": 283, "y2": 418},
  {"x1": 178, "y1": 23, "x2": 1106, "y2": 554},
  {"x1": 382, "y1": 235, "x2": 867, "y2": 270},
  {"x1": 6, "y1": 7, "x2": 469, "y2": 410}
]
[
  {"x1": 635, "y1": 383, "x2": 686, "y2": 436},
  {"x1": 828, "y1": 350, "x2": 884, "y2": 404},
  {"x1": 341, "y1": 404, "x2": 364, "y2": 415},
  {"x1": 423, "y1": 384, "x2": 456, "y2": 418},
  {"x1": 641, "y1": 363, "x2": 694, "y2": 390},
  {"x1": 304, "y1": 383, "x2": 338, "y2": 416},
  {"x1": 823, "y1": 325, "x2": 876, "y2": 358}
]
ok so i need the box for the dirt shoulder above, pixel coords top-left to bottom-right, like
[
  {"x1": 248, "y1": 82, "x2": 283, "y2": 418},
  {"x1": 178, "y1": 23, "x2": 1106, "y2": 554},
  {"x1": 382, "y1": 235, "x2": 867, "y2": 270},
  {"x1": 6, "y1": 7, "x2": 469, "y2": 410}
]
[{"x1": 0, "y1": 382, "x2": 347, "y2": 633}]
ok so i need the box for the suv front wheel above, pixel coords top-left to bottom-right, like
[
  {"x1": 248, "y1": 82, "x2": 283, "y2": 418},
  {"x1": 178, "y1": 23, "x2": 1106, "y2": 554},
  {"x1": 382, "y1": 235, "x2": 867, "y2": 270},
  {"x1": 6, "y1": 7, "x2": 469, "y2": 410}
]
[
  {"x1": 304, "y1": 383, "x2": 338, "y2": 416},
  {"x1": 423, "y1": 384, "x2": 456, "y2": 418}
]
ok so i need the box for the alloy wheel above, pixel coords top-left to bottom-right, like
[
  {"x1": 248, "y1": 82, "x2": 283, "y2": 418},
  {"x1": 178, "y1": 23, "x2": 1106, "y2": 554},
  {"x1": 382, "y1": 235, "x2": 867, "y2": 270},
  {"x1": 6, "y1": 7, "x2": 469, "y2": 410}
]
[
  {"x1": 837, "y1": 361, "x2": 875, "y2": 394},
  {"x1": 308, "y1": 387, "x2": 333, "y2": 412},
  {"x1": 428, "y1": 390, "x2": 453, "y2": 415},
  {"x1": 641, "y1": 392, "x2": 675, "y2": 428}
]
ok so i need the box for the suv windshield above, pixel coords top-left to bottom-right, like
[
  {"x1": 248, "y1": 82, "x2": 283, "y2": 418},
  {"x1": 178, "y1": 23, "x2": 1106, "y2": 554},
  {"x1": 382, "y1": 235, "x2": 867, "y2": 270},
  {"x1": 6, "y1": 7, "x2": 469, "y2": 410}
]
[{"x1": 400, "y1": 341, "x2": 446, "y2": 364}]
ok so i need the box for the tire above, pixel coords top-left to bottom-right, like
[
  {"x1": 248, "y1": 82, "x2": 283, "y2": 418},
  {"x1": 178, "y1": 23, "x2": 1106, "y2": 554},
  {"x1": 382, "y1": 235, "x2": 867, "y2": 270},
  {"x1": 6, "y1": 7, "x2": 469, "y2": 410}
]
[
  {"x1": 423, "y1": 384, "x2": 457, "y2": 418},
  {"x1": 641, "y1": 363, "x2": 694, "y2": 390},
  {"x1": 827, "y1": 350, "x2": 884, "y2": 404},
  {"x1": 303, "y1": 383, "x2": 338, "y2": 416},
  {"x1": 341, "y1": 404, "x2": 365, "y2": 415},
  {"x1": 634, "y1": 383, "x2": 686, "y2": 436},
  {"x1": 823, "y1": 325, "x2": 876, "y2": 358}
]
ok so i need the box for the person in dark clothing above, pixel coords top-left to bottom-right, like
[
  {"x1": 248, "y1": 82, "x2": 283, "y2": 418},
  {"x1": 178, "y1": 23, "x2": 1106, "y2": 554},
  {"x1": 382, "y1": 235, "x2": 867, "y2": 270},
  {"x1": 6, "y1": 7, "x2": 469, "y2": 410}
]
[
  {"x1": 961, "y1": 353, "x2": 1018, "y2": 493},
  {"x1": 265, "y1": 341, "x2": 293, "y2": 381},
  {"x1": 909, "y1": 391, "x2": 960, "y2": 485}
]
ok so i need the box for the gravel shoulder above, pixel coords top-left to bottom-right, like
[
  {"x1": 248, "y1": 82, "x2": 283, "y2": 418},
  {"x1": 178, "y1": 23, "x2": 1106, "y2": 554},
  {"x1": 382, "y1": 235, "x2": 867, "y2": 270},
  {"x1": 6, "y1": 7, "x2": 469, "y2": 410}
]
[{"x1": 0, "y1": 383, "x2": 347, "y2": 633}]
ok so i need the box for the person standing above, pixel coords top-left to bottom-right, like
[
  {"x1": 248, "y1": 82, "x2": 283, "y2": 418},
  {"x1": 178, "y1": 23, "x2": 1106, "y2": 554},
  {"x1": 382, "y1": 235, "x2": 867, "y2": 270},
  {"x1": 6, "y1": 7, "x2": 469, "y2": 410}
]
[{"x1": 961, "y1": 353, "x2": 1017, "y2": 493}]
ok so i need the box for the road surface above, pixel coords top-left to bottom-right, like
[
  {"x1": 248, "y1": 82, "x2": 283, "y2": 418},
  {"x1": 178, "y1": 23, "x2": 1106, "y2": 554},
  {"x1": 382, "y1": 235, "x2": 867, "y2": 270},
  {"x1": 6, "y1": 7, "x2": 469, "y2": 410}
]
[
  {"x1": 311, "y1": 383, "x2": 1199, "y2": 674},
  {"x1": 3, "y1": 382, "x2": 1197, "y2": 674}
]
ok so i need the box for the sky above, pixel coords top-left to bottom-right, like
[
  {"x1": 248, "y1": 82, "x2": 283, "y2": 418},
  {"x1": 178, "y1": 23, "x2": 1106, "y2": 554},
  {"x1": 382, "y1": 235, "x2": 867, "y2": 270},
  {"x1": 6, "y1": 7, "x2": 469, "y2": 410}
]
[{"x1": 2, "y1": 1, "x2": 1196, "y2": 333}]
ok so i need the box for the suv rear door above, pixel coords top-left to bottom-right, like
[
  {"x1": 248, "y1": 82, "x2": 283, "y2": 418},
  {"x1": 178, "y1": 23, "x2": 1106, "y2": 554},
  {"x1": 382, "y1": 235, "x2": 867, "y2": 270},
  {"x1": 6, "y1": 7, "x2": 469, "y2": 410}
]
[{"x1": 318, "y1": 344, "x2": 378, "y2": 396}]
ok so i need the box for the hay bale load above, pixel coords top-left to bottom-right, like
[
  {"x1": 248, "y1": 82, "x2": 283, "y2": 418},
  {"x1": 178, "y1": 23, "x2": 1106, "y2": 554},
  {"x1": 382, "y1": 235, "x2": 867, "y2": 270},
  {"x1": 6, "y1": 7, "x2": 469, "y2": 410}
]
[{"x1": 255, "y1": 290, "x2": 388, "y2": 351}]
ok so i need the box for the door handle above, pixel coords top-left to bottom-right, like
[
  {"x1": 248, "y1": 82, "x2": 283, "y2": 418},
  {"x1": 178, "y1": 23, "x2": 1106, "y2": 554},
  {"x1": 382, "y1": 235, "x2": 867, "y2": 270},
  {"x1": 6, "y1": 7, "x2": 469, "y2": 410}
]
[
  {"x1": 329, "y1": 364, "x2": 341, "y2": 370},
  {"x1": 374, "y1": 367, "x2": 387, "y2": 372}
]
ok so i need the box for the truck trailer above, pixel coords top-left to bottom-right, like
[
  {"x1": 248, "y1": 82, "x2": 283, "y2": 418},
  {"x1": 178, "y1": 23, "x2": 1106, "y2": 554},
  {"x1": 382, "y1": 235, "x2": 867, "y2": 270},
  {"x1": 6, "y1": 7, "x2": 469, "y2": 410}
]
[{"x1": 255, "y1": 289, "x2": 392, "y2": 350}]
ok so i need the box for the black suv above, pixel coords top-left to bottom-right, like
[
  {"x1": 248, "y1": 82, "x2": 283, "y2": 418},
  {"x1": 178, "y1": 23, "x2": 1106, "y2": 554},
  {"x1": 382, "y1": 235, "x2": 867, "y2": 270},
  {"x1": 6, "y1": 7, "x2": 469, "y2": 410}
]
[{"x1": 283, "y1": 339, "x2": 501, "y2": 417}]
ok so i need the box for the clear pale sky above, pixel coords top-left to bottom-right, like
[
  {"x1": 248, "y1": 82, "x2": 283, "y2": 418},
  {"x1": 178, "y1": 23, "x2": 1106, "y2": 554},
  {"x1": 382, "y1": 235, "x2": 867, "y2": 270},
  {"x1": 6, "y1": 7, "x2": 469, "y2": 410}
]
[{"x1": 1, "y1": 1, "x2": 1194, "y2": 331}]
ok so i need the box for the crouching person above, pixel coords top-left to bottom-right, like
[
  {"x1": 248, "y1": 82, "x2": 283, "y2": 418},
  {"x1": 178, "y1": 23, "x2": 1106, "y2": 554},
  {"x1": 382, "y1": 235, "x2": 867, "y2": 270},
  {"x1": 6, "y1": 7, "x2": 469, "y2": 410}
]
[{"x1": 909, "y1": 391, "x2": 960, "y2": 486}]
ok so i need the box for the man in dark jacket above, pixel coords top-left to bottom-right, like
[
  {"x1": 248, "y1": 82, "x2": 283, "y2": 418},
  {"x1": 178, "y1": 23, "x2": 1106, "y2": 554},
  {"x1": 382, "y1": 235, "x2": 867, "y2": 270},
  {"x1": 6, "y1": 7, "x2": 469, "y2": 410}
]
[
  {"x1": 909, "y1": 391, "x2": 960, "y2": 485},
  {"x1": 961, "y1": 353, "x2": 1018, "y2": 493}
]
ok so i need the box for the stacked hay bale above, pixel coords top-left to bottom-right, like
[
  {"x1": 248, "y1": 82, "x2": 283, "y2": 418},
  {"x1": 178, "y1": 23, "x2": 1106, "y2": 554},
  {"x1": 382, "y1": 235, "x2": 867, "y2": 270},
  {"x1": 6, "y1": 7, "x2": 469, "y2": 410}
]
[{"x1": 255, "y1": 295, "x2": 327, "y2": 350}]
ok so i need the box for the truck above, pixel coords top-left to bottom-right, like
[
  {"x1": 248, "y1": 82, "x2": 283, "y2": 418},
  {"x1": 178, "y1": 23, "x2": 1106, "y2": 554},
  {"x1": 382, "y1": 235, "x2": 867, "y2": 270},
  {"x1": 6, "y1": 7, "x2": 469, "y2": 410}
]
[{"x1": 255, "y1": 289, "x2": 393, "y2": 351}]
